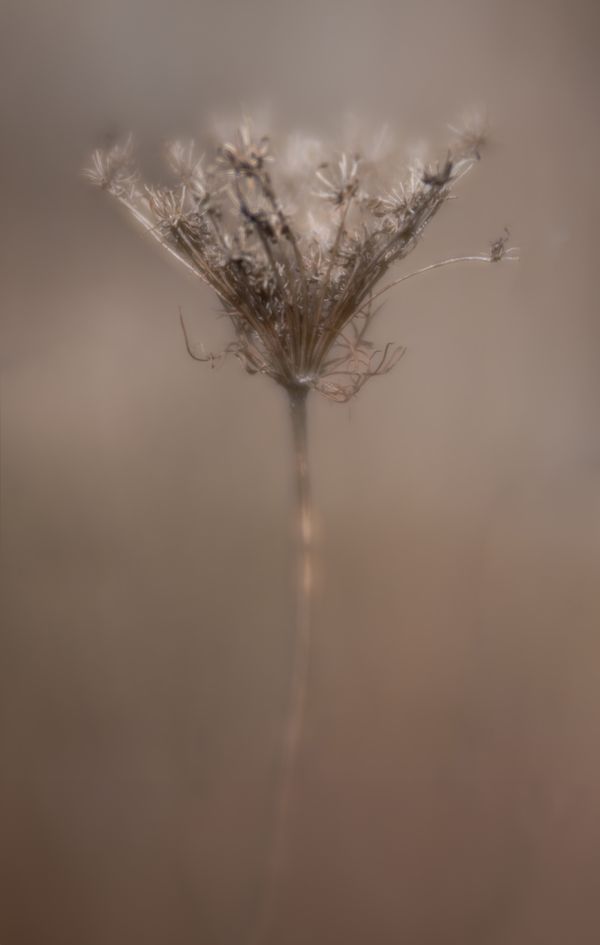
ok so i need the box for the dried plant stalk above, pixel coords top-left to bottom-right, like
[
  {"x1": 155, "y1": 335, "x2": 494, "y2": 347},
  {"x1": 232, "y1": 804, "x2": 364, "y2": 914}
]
[
  {"x1": 249, "y1": 386, "x2": 312, "y2": 945},
  {"x1": 85, "y1": 114, "x2": 516, "y2": 944}
]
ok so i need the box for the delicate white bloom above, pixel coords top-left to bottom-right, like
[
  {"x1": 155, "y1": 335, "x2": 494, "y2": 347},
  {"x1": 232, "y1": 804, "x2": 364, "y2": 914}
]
[
  {"x1": 84, "y1": 136, "x2": 138, "y2": 198},
  {"x1": 165, "y1": 140, "x2": 207, "y2": 197},
  {"x1": 448, "y1": 107, "x2": 489, "y2": 160},
  {"x1": 313, "y1": 153, "x2": 360, "y2": 205}
]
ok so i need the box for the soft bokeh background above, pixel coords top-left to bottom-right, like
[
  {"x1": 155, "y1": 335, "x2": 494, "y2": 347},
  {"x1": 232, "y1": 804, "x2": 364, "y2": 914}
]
[{"x1": 1, "y1": 1, "x2": 599, "y2": 943}]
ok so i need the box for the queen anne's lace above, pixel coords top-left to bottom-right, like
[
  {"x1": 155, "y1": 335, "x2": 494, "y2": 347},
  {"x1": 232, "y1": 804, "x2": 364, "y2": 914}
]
[{"x1": 85, "y1": 117, "x2": 516, "y2": 401}]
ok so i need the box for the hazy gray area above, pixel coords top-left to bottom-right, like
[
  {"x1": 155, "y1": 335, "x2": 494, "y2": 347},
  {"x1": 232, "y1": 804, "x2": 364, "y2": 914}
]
[{"x1": 1, "y1": 1, "x2": 599, "y2": 942}]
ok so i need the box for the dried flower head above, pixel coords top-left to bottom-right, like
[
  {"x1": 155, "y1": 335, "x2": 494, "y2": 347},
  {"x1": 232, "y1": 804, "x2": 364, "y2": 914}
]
[{"x1": 85, "y1": 117, "x2": 516, "y2": 402}]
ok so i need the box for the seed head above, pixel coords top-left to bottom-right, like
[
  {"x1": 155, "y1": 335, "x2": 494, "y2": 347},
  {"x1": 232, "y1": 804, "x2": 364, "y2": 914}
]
[{"x1": 85, "y1": 116, "x2": 514, "y2": 401}]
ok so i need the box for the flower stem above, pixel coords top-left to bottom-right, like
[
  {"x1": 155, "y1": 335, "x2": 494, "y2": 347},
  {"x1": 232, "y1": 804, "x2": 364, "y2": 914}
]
[{"x1": 249, "y1": 385, "x2": 313, "y2": 945}]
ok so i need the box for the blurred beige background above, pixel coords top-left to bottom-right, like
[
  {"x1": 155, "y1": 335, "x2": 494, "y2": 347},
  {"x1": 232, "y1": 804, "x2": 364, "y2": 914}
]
[{"x1": 1, "y1": 1, "x2": 600, "y2": 943}]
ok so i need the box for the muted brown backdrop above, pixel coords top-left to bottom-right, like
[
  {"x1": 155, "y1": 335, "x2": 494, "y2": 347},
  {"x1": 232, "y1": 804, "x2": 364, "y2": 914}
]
[{"x1": 1, "y1": 1, "x2": 600, "y2": 943}]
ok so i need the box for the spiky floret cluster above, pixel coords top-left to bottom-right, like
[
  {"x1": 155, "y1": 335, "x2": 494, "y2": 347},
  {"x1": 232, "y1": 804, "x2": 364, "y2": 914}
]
[{"x1": 85, "y1": 118, "x2": 515, "y2": 401}]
